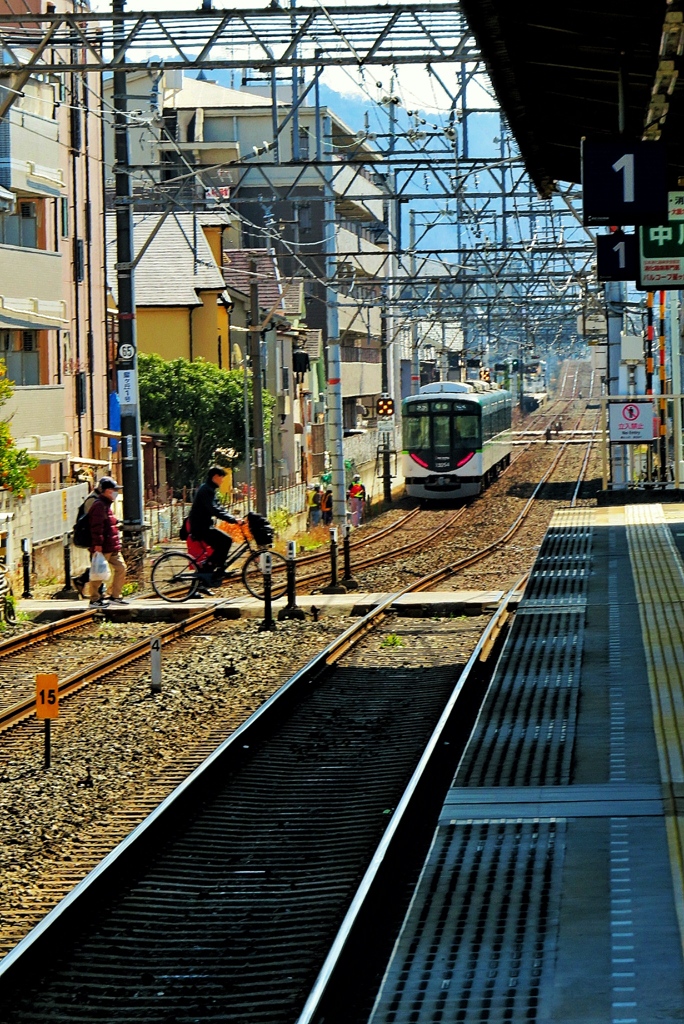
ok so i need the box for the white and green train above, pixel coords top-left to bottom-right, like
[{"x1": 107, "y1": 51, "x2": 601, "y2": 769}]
[{"x1": 402, "y1": 382, "x2": 513, "y2": 501}]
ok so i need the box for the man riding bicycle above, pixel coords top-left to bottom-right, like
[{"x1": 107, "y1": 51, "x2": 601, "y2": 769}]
[{"x1": 188, "y1": 466, "x2": 239, "y2": 582}]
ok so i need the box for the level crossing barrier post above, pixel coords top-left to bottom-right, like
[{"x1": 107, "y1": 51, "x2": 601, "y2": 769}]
[
  {"x1": 258, "y1": 551, "x2": 276, "y2": 632},
  {"x1": 53, "y1": 532, "x2": 79, "y2": 600},
  {"x1": 341, "y1": 523, "x2": 358, "y2": 590},
  {"x1": 278, "y1": 541, "x2": 305, "y2": 621},
  {"x1": 322, "y1": 526, "x2": 347, "y2": 595},
  {"x1": 21, "y1": 537, "x2": 32, "y2": 599}
]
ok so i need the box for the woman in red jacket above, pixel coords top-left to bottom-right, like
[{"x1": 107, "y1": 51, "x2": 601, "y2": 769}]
[{"x1": 88, "y1": 476, "x2": 128, "y2": 605}]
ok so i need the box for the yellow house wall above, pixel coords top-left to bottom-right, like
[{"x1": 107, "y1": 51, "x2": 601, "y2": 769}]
[
  {"x1": 191, "y1": 290, "x2": 226, "y2": 365},
  {"x1": 202, "y1": 225, "x2": 223, "y2": 266},
  {"x1": 137, "y1": 307, "x2": 190, "y2": 361}
]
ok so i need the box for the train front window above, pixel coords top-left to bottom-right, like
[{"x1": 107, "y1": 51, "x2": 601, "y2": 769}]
[
  {"x1": 404, "y1": 412, "x2": 430, "y2": 449},
  {"x1": 454, "y1": 414, "x2": 480, "y2": 446},
  {"x1": 433, "y1": 415, "x2": 450, "y2": 454}
]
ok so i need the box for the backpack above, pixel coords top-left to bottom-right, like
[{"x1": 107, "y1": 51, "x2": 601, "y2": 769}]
[{"x1": 73, "y1": 498, "x2": 93, "y2": 548}]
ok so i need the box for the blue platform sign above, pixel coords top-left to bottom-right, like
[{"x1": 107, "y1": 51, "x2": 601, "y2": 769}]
[{"x1": 582, "y1": 140, "x2": 668, "y2": 226}]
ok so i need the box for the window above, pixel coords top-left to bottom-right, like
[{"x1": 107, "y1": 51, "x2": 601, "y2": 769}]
[
  {"x1": 70, "y1": 105, "x2": 82, "y2": 151},
  {"x1": 403, "y1": 412, "x2": 430, "y2": 449},
  {"x1": 3, "y1": 331, "x2": 39, "y2": 385},
  {"x1": 298, "y1": 203, "x2": 312, "y2": 233},
  {"x1": 454, "y1": 414, "x2": 480, "y2": 446},
  {"x1": 74, "y1": 237, "x2": 84, "y2": 282},
  {"x1": 61, "y1": 197, "x2": 69, "y2": 237},
  {"x1": 292, "y1": 127, "x2": 310, "y2": 160},
  {"x1": 433, "y1": 415, "x2": 450, "y2": 454},
  {"x1": 0, "y1": 202, "x2": 37, "y2": 248}
]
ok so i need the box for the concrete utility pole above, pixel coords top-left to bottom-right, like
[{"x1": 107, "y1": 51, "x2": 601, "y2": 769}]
[
  {"x1": 112, "y1": 0, "x2": 144, "y2": 539},
  {"x1": 249, "y1": 261, "x2": 268, "y2": 516},
  {"x1": 322, "y1": 114, "x2": 346, "y2": 524}
]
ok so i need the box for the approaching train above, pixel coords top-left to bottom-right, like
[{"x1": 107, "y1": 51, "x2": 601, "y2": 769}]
[{"x1": 402, "y1": 381, "x2": 513, "y2": 501}]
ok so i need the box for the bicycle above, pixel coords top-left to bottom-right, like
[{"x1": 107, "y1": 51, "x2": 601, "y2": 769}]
[{"x1": 150, "y1": 515, "x2": 288, "y2": 603}]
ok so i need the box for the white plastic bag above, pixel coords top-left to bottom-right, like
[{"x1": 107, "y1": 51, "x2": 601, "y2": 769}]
[{"x1": 90, "y1": 551, "x2": 111, "y2": 583}]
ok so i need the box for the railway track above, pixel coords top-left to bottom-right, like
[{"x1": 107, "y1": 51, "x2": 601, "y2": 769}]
[
  {"x1": 1, "y1": 400, "x2": 596, "y2": 734},
  {"x1": 0, "y1": 412, "x2": 595, "y2": 1023}
]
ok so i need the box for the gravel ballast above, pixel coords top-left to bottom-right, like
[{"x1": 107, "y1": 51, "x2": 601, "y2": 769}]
[{"x1": 0, "y1": 617, "x2": 345, "y2": 958}]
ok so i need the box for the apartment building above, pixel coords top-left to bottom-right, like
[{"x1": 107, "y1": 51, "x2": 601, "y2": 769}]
[
  {"x1": 102, "y1": 71, "x2": 388, "y2": 437},
  {"x1": 0, "y1": 0, "x2": 108, "y2": 488}
]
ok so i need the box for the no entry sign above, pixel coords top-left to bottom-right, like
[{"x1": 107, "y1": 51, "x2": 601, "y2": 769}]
[{"x1": 609, "y1": 402, "x2": 657, "y2": 443}]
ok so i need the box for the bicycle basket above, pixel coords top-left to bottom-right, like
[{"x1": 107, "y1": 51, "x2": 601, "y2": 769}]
[{"x1": 246, "y1": 511, "x2": 274, "y2": 547}]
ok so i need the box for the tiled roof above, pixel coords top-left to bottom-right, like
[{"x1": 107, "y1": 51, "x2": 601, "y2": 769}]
[
  {"x1": 106, "y1": 213, "x2": 225, "y2": 307},
  {"x1": 280, "y1": 278, "x2": 305, "y2": 318},
  {"x1": 222, "y1": 248, "x2": 283, "y2": 311},
  {"x1": 302, "y1": 329, "x2": 322, "y2": 359}
]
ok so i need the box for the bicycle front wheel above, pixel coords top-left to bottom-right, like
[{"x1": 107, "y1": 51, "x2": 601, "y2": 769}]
[
  {"x1": 241, "y1": 549, "x2": 289, "y2": 600},
  {"x1": 151, "y1": 551, "x2": 200, "y2": 602}
]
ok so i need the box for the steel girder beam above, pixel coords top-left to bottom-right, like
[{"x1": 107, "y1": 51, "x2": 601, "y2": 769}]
[{"x1": 0, "y1": 3, "x2": 479, "y2": 73}]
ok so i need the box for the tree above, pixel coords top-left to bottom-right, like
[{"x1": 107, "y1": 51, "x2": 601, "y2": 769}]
[
  {"x1": 0, "y1": 362, "x2": 37, "y2": 498},
  {"x1": 138, "y1": 353, "x2": 274, "y2": 490}
]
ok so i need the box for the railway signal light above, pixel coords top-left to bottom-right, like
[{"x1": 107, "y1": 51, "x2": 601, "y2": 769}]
[
  {"x1": 479, "y1": 367, "x2": 491, "y2": 383},
  {"x1": 377, "y1": 395, "x2": 395, "y2": 417}
]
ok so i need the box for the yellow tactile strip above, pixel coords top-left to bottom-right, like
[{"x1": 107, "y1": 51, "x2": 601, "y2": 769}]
[{"x1": 625, "y1": 503, "x2": 684, "y2": 948}]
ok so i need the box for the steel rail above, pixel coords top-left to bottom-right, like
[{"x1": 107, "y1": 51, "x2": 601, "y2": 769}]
[
  {"x1": 294, "y1": 425, "x2": 589, "y2": 1024},
  {"x1": 0, "y1": 609, "x2": 97, "y2": 658},
  {"x1": 570, "y1": 412, "x2": 600, "y2": 507},
  {"x1": 295, "y1": 573, "x2": 528, "y2": 1024},
  {"x1": 0, "y1": 605, "x2": 217, "y2": 733},
  {"x1": 0, "y1": 407, "x2": 576, "y2": 731},
  {"x1": 410, "y1": 438, "x2": 570, "y2": 592}
]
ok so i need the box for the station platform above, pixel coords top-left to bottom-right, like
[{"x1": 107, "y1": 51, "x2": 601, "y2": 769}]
[
  {"x1": 19, "y1": 589, "x2": 507, "y2": 622},
  {"x1": 370, "y1": 504, "x2": 684, "y2": 1023}
]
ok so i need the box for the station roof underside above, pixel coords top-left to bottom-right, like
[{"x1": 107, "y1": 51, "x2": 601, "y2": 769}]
[{"x1": 460, "y1": 1, "x2": 676, "y2": 197}]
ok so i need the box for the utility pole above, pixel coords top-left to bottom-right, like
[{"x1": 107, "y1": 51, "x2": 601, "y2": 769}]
[
  {"x1": 322, "y1": 114, "x2": 346, "y2": 524},
  {"x1": 249, "y1": 261, "x2": 267, "y2": 516},
  {"x1": 112, "y1": 0, "x2": 144, "y2": 547},
  {"x1": 409, "y1": 210, "x2": 420, "y2": 395}
]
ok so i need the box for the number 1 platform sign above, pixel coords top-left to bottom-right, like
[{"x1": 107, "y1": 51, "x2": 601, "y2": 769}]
[
  {"x1": 638, "y1": 224, "x2": 684, "y2": 289},
  {"x1": 596, "y1": 232, "x2": 638, "y2": 281},
  {"x1": 582, "y1": 140, "x2": 667, "y2": 226}
]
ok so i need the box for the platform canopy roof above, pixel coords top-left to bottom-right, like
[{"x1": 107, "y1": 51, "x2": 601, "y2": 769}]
[{"x1": 459, "y1": 1, "x2": 681, "y2": 197}]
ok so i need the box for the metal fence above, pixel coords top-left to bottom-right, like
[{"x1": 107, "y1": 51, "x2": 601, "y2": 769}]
[
  {"x1": 143, "y1": 479, "x2": 308, "y2": 548},
  {"x1": 30, "y1": 484, "x2": 89, "y2": 545}
]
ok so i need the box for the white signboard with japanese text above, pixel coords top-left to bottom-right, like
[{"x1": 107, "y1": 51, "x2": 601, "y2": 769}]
[
  {"x1": 669, "y1": 191, "x2": 684, "y2": 221},
  {"x1": 117, "y1": 369, "x2": 137, "y2": 413},
  {"x1": 608, "y1": 401, "x2": 657, "y2": 443},
  {"x1": 638, "y1": 223, "x2": 684, "y2": 288}
]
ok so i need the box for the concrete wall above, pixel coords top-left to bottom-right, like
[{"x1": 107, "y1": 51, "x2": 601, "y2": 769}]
[
  {"x1": 340, "y1": 360, "x2": 382, "y2": 398},
  {"x1": 0, "y1": 244, "x2": 63, "y2": 312},
  {"x1": 191, "y1": 290, "x2": 227, "y2": 364},
  {"x1": 3, "y1": 384, "x2": 65, "y2": 438}
]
